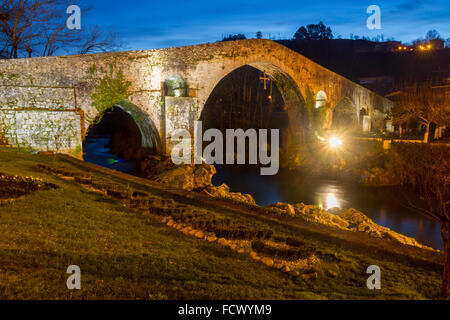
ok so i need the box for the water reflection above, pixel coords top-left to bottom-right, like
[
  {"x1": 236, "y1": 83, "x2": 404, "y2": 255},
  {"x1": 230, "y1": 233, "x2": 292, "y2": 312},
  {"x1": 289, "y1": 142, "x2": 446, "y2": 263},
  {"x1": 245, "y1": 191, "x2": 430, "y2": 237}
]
[
  {"x1": 316, "y1": 184, "x2": 342, "y2": 210},
  {"x1": 83, "y1": 137, "x2": 136, "y2": 173},
  {"x1": 325, "y1": 194, "x2": 339, "y2": 210},
  {"x1": 213, "y1": 165, "x2": 443, "y2": 250}
]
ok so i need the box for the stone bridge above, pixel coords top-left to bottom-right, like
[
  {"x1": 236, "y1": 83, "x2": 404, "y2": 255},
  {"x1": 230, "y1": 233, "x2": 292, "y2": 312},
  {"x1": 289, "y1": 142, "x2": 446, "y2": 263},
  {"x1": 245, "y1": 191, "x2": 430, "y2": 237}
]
[{"x1": 0, "y1": 39, "x2": 393, "y2": 162}]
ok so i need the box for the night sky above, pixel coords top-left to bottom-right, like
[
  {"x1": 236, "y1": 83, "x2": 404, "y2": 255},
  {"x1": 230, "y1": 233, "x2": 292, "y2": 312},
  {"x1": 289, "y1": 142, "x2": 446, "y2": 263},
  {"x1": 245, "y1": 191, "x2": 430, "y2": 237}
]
[{"x1": 84, "y1": 0, "x2": 450, "y2": 50}]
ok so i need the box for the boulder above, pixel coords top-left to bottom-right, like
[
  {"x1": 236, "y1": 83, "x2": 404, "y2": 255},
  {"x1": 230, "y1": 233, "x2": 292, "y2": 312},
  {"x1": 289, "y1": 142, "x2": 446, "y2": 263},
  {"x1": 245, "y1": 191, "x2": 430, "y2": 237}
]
[
  {"x1": 205, "y1": 184, "x2": 256, "y2": 205},
  {"x1": 281, "y1": 265, "x2": 291, "y2": 273},
  {"x1": 261, "y1": 257, "x2": 274, "y2": 267},
  {"x1": 218, "y1": 238, "x2": 228, "y2": 246},
  {"x1": 140, "y1": 156, "x2": 216, "y2": 191},
  {"x1": 250, "y1": 251, "x2": 260, "y2": 261},
  {"x1": 266, "y1": 203, "x2": 295, "y2": 216}
]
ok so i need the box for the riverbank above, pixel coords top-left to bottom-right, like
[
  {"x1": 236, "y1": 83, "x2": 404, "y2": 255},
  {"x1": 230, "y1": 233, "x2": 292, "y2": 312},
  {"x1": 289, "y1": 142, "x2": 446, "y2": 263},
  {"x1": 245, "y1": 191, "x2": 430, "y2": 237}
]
[
  {"x1": 137, "y1": 155, "x2": 438, "y2": 251},
  {"x1": 0, "y1": 148, "x2": 444, "y2": 299}
]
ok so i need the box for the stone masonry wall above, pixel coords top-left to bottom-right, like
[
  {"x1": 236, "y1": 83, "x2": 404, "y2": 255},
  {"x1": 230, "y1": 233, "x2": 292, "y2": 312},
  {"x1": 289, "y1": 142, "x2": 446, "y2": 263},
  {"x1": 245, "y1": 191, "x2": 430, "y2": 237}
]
[
  {"x1": 0, "y1": 109, "x2": 82, "y2": 156},
  {"x1": 0, "y1": 85, "x2": 82, "y2": 157}
]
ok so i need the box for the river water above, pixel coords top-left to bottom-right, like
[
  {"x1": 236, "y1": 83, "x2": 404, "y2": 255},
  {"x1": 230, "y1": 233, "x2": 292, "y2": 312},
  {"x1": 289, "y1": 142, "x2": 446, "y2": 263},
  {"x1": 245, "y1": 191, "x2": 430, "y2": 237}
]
[
  {"x1": 83, "y1": 138, "x2": 136, "y2": 173},
  {"x1": 83, "y1": 138, "x2": 443, "y2": 250},
  {"x1": 213, "y1": 165, "x2": 443, "y2": 250}
]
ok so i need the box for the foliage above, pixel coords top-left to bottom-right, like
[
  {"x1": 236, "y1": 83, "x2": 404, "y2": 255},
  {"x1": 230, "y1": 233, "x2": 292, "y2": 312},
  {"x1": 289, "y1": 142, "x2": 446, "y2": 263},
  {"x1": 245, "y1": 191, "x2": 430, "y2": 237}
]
[
  {"x1": 0, "y1": 131, "x2": 6, "y2": 145},
  {"x1": 388, "y1": 143, "x2": 450, "y2": 297},
  {"x1": 221, "y1": 34, "x2": 247, "y2": 42},
  {"x1": 71, "y1": 144, "x2": 82, "y2": 159},
  {"x1": 392, "y1": 82, "x2": 450, "y2": 141},
  {"x1": 412, "y1": 30, "x2": 444, "y2": 47},
  {"x1": 425, "y1": 29, "x2": 442, "y2": 41},
  {"x1": 91, "y1": 70, "x2": 132, "y2": 121},
  {"x1": 293, "y1": 21, "x2": 333, "y2": 41},
  {"x1": 301, "y1": 86, "x2": 328, "y2": 131}
]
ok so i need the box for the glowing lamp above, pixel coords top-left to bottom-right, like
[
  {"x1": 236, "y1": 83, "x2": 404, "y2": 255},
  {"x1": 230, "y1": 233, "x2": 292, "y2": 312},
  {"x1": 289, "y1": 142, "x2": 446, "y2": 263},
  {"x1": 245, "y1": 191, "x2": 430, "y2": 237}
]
[{"x1": 328, "y1": 136, "x2": 343, "y2": 148}]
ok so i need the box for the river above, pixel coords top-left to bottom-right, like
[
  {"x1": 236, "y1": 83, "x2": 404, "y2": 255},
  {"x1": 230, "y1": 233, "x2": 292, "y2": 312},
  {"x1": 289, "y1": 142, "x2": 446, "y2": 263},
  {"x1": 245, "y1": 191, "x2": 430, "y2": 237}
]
[
  {"x1": 213, "y1": 165, "x2": 443, "y2": 250},
  {"x1": 83, "y1": 137, "x2": 136, "y2": 173}
]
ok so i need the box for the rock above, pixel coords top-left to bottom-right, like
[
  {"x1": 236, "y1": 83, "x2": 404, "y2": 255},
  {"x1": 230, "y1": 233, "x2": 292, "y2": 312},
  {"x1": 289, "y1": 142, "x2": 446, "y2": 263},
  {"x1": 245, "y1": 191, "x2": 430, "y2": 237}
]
[
  {"x1": 250, "y1": 251, "x2": 260, "y2": 261},
  {"x1": 266, "y1": 203, "x2": 296, "y2": 216},
  {"x1": 181, "y1": 227, "x2": 192, "y2": 234},
  {"x1": 302, "y1": 272, "x2": 318, "y2": 280},
  {"x1": 206, "y1": 236, "x2": 217, "y2": 242},
  {"x1": 166, "y1": 220, "x2": 175, "y2": 227},
  {"x1": 194, "y1": 231, "x2": 204, "y2": 239},
  {"x1": 281, "y1": 265, "x2": 291, "y2": 273},
  {"x1": 218, "y1": 238, "x2": 228, "y2": 246},
  {"x1": 205, "y1": 184, "x2": 256, "y2": 205},
  {"x1": 193, "y1": 165, "x2": 217, "y2": 190},
  {"x1": 327, "y1": 270, "x2": 338, "y2": 278},
  {"x1": 290, "y1": 271, "x2": 300, "y2": 277},
  {"x1": 140, "y1": 156, "x2": 216, "y2": 191},
  {"x1": 261, "y1": 257, "x2": 274, "y2": 267}
]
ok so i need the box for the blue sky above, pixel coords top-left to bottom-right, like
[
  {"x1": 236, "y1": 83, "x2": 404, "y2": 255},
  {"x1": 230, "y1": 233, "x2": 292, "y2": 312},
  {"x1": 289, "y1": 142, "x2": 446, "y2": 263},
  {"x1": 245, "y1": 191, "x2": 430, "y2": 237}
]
[{"x1": 83, "y1": 0, "x2": 450, "y2": 50}]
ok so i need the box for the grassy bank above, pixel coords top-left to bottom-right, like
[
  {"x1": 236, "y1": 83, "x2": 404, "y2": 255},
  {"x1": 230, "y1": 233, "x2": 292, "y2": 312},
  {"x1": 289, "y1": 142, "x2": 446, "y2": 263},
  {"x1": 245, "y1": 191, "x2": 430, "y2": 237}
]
[{"x1": 0, "y1": 148, "x2": 444, "y2": 299}]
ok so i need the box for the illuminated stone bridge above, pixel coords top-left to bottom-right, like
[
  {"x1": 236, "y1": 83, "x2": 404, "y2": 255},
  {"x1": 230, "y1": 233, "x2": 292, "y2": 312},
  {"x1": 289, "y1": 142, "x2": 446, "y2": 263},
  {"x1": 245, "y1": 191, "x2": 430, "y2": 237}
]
[{"x1": 0, "y1": 39, "x2": 393, "y2": 162}]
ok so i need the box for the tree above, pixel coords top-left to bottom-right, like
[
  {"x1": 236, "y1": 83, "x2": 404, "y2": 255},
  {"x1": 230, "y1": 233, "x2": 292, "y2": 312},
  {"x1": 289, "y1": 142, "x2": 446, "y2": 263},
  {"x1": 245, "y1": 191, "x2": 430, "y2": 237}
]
[
  {"x1": 293, "y1": 21, "x2": 333, "y2": 40},
  {"x1": 392, "y1": 82, "x2": 450, "y2": 142},
  {"x1": 221, "y1": 34, "x2": 247, "y2": 42},
  {"x1": 390, "y1": 143, "x2": 450, "y2": 298},
  {"x1": 0, "y1": 5, "x2": 9, "y2": 21},
  {"x1": 426, "y1": 29, "x2": 442, "y2": 41},
  {"x1": 0, "y1": 0, "x2": 123, "y2": 59},
  {"x1": 256, "y1": 31, "x2": 262, "y2": 39}
]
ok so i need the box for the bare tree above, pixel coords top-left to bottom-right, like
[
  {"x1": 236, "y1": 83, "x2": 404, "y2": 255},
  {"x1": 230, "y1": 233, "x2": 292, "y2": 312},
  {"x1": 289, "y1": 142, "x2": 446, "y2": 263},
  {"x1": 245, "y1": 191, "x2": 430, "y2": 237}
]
[
  {"x1": 78, "y1": 25, "x2": 124, "y2": 55},
  {"x1": 0, "y1": 0, "x2": 123, "y2": 59},
  {"x1": 393, "y1": 82, "x2": 450, "y2": 142},
  {"x1": 392, "y1": 143, "x2": 450, "y2": 298}
]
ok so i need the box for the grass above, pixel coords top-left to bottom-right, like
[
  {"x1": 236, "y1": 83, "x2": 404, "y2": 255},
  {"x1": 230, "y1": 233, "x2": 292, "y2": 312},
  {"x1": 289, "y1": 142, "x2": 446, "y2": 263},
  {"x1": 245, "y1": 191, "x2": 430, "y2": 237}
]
[{"x1": 0, "y1": 148, "x2": 444, "y2": 300}]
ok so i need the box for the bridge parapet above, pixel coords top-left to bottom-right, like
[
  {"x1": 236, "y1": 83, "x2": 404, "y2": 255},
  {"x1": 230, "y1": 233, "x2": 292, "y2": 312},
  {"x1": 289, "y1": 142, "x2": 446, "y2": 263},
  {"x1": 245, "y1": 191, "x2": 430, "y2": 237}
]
[{"x1": 0, "y1": 85, "x2": 77, "y2": 110}]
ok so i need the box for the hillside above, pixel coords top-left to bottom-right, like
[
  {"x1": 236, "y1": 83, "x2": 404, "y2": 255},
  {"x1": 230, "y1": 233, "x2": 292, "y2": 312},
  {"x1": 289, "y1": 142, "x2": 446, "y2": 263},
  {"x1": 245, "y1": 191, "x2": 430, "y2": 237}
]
[{"x1": 0, "y1": 148, "x2": 444, "y2": 299}]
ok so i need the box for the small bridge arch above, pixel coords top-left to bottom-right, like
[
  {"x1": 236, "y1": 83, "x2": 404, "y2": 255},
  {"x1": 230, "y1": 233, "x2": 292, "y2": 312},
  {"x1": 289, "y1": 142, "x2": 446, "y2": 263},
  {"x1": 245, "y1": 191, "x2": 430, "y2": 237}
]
[{"x1": 87, "y1": 100, "x2": 162, "y2": 157}]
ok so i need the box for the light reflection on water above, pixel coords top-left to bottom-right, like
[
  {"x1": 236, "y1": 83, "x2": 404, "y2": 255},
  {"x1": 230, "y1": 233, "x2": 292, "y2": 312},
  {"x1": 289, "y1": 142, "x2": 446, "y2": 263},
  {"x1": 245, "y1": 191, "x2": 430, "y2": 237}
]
[
  {"x1": 213, "y1": 165, "x2": 443, "y2": 250},
  {"x1": 315, "y1": 184, "x2": 342, "y2": 210}
]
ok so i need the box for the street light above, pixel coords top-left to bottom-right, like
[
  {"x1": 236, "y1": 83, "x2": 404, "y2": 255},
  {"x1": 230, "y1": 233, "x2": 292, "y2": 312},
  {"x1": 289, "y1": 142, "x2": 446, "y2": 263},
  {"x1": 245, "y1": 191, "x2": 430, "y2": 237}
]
[{"x1": 328, "y1": 136, "x2": 343, "y2": 148}]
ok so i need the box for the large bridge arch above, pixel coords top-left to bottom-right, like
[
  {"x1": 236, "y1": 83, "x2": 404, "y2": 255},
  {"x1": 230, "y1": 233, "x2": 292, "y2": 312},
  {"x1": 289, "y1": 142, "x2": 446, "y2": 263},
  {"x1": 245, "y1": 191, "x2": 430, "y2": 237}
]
[{"x1": 197, "y1": 61, "x2": 306, "y2": 159}]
